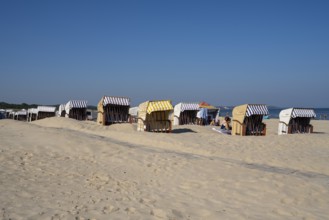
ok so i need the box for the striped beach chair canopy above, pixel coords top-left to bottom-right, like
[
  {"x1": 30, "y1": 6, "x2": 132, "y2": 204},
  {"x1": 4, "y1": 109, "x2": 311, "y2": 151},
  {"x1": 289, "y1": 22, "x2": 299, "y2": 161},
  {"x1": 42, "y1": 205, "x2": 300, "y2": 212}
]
[
  {"x1": 147, "y1": 100, "x2": 173, "y2": 114},
  {"x1": 174, "y1": 102, "x2": 199, "y2": 118},
  {"x1": 102, "y1": 96, "x2": 130, "y2": 106},
  {"x1": 245, "y1": 104, "x2": 269, "y2": 116},
  {"x1": 37, "y1": 106, "x2": 56, "y2": 112},
  {"x1": 291, "y1": 108, "x2": 316, "y2": 118},
  {"x1": 66, "y1": 100, "x2": 88, "y2": 109},
  {"x1": 181, "y1": 103, "x2": 200, "y2": 112}
]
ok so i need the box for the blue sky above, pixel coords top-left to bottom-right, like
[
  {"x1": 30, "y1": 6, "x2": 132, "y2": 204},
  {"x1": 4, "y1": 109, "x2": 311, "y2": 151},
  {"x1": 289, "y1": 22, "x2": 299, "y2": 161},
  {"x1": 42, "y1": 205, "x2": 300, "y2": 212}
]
[{"x1": 1, "y1": 0, "x2": 328, "y2": 107}]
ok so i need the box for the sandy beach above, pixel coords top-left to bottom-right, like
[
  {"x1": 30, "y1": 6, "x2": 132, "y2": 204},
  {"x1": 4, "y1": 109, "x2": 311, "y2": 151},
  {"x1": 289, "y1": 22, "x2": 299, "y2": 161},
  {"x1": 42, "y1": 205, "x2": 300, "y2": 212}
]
[{"x1": 1, "y1": 118, "x2": 329, "y2": 219}]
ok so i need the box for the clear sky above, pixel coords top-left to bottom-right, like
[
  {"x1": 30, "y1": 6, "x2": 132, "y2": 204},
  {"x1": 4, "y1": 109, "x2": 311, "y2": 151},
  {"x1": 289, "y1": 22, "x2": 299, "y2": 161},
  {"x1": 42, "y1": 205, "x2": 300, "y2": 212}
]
[{"x1": 1, "y1": 0, "x2": 328, "y2": 107}]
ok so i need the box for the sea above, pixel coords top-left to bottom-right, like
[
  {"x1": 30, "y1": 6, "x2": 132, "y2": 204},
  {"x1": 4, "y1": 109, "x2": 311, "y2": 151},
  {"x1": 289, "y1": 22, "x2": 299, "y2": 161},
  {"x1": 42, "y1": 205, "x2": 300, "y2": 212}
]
[{"x1": 219, "y1": 107, "x2": 329, "y2": 120}]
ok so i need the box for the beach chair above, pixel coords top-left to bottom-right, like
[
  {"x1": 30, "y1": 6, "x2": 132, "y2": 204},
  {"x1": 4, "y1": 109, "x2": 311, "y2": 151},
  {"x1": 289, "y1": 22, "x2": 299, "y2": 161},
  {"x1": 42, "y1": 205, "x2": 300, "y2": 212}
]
[
  {"x1": 232, "y1": 104, "x2": 269, "y2": 136},
  {"x1": 173, "y1": 103, "x2": 199, "y2": 126},
  {"x1": 65, "y1": 100, "x2": 88, "y2": 120},
  {"x1": 137, "y1": 100, "x2": 173, "y2": 132},
  {"x1": 278, "y1": 108, "x2": 316, "y2": 135},
  {"x1": 97, "y1": 96, "x2": 130, "y2": 125}
]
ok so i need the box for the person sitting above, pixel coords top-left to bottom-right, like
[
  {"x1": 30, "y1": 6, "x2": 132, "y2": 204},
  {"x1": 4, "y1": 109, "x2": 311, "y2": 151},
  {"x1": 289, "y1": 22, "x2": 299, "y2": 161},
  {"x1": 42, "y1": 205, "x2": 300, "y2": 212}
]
[{"x1": 221, "y1": 116, "x2": 232, "y2": 130}]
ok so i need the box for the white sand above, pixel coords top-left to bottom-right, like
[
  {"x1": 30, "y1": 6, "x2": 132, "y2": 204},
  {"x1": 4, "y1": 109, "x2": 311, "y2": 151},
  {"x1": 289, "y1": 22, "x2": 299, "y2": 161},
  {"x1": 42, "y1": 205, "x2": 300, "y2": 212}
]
[{"x1": 1, "y1": 117, "x2": 329, "y2": 219}]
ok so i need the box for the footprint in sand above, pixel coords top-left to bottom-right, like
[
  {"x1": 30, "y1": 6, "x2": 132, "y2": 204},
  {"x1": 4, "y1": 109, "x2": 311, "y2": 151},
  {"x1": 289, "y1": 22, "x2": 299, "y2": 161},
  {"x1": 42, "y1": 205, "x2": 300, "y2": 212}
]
[
  {"x1": 172, "y1": 209, "x2": 184, "y2": 218},
  {"x1": 125, "y1": 207, "x2": 136, "y2": 214},
  {"x1": 51, "y1": 213, "x2": 65, "y2": 220},
  {"x1": 102, "y1": 205, "x2": 120, "y2": 214},
  {"x1": 150, "y1": 208, "x2": 167, "y2": 218},
  {"x1": 85, "y1": 172, "x2": 114, "y2": 190},
  {"x1": 139, "y1": 198, "x2": 156, "y2": 207}
]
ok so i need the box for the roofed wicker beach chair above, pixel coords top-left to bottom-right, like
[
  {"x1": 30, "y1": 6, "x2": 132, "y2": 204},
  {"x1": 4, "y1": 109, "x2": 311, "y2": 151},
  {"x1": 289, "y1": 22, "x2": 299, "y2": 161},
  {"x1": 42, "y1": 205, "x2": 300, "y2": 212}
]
[
  {"x1": 173, "y1": 102, "x2": 199, "y2": 126},
  {"x1": 65, "y1": 100, "x2": 88, "y2": 120},
  {"x1": 278, "y1": 108, "x2": 316, "y2": 135},
  {"x1": 97, "y1": 96, "x2": 130, "y2": 125},
  {"x1": 232, "y1": 104, "x2": 269, "y2": 136},
  {"x1": 137, "y1": 100, "x2": 173, "y2": 132}
]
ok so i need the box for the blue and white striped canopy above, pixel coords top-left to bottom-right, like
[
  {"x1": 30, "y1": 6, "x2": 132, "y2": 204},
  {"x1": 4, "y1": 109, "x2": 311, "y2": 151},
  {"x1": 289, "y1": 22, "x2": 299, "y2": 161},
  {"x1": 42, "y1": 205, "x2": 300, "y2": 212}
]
[
  {"x1": 246, "y1": 104, "x2": 269, "y2": 117},
  {"x1": 68, "y1": 100, "x2": 88, "y2": 108},
  {"x1": 103, "y1": 96, "x2": 130, "y2": 106},
  {"x1": 292, "y1": 108, "x2": 316, "y2": 118},
  {"x1": 181, "y1": 103, "x2": 199, "y2": 112}
]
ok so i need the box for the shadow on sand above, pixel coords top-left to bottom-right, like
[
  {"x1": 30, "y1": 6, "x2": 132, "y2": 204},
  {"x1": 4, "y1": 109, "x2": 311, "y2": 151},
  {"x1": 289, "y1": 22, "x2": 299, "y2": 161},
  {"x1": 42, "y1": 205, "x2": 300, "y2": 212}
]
[
  {"x1": 312, "y1": 132, "x2": 326, "y2": 134},
  {"x1": 172, "y1": 128, "x2": 197, "y2": 134}
]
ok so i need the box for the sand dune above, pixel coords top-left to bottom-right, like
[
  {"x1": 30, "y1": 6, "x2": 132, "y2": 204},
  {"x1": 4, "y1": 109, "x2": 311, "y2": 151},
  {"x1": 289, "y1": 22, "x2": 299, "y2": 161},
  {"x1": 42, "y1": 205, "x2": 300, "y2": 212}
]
[{"x1": 1, "y1": 118, "x2": 329, "y2": 219}]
